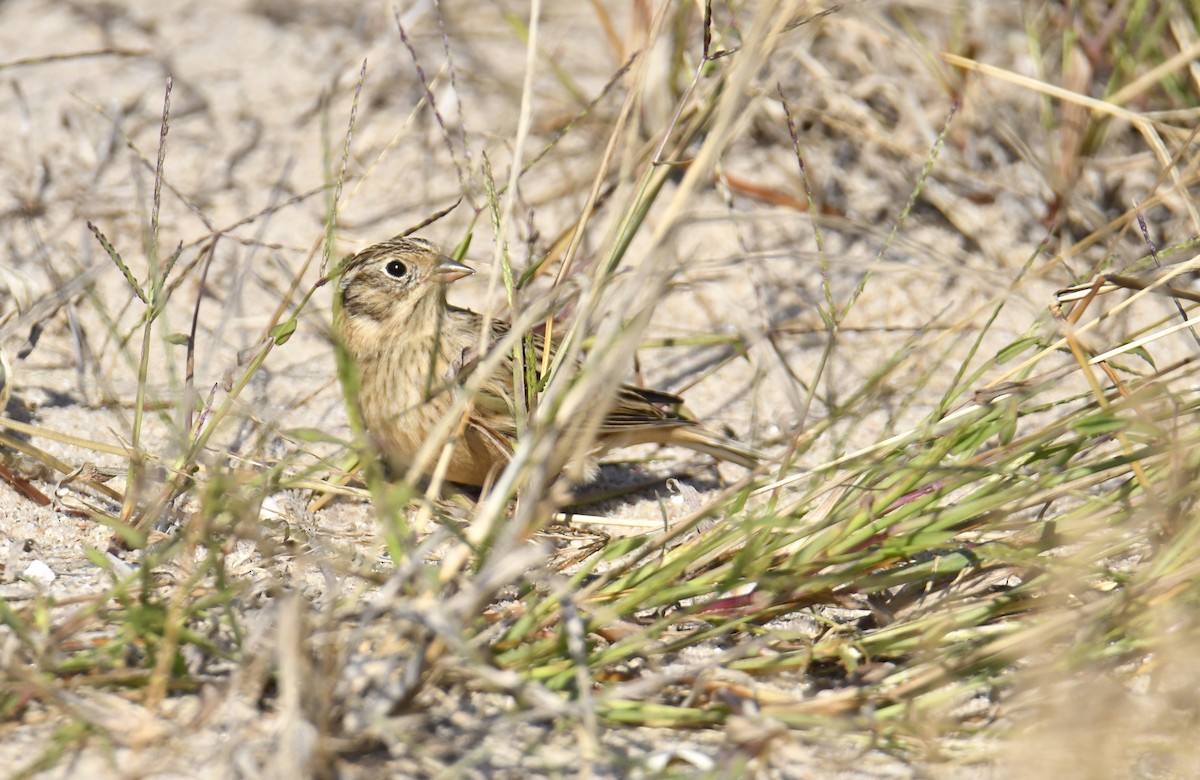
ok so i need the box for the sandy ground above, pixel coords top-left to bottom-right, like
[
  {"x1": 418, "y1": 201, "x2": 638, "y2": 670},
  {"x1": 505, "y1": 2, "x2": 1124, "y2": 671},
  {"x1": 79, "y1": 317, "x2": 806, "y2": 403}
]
[{"x1": 0, "y1": 0, "x2": 1190, "y2": 777}]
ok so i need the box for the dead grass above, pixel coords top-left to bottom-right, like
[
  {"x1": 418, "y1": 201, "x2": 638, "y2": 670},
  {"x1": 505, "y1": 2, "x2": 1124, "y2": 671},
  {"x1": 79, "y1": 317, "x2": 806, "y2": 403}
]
[{"x1": 1, "y1": 1, "x2": 1200, "y2": 778}]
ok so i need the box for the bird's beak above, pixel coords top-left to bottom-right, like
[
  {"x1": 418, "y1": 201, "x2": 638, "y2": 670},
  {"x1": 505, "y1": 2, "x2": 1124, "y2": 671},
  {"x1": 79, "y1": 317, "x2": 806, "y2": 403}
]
[{"x1": 433, "y1": 256, "x2": 474, "y2": 284}]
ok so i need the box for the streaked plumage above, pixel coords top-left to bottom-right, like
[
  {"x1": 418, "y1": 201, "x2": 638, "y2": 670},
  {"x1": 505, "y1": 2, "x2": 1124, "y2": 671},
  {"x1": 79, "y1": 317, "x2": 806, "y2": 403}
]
[{"x1": 334, "y1": 236, "x2": 760, "y2": 486}]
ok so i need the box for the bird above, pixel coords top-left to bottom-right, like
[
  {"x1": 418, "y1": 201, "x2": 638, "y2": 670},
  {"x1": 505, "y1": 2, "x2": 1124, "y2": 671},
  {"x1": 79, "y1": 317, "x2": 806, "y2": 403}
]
[{"x1": 333, "y1": 235, "x2": 762, "y2": 487}]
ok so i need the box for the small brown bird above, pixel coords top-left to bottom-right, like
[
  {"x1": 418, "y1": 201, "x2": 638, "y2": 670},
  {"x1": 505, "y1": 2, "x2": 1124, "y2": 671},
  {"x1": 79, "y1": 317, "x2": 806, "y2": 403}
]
[{"x1": 334, "y1": 236, "x2": 761, "y2": 486}]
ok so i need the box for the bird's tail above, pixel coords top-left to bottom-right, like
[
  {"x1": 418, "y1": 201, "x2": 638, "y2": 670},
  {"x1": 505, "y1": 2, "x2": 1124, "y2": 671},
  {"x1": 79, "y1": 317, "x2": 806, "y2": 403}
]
[{"x1": 667, "y1": 425, "x2": 763, "y2": 470}]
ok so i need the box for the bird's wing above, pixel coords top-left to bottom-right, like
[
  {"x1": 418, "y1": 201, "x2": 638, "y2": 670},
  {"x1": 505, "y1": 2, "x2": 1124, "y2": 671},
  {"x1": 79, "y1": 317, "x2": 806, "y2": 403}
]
[
  {"x1": 446, "y1": 312, "x2": 697, "y2": 435},
  {"x1": 599, "y1": 385, "x2": 691, "y2": 434},
  {"x1": 447, "y1": 315, "x2": 556, "y2": 391}
]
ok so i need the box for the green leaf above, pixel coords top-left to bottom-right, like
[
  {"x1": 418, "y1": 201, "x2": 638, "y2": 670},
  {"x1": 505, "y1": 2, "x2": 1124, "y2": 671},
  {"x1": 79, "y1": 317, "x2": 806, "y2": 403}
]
[
  {"x1": 816, "y1": 305, "x2": 835, "y2": 330},
  {"x1": 1072, "y1": 411, "x2": 1127, "y2": 435},
  {"x1": 997, "y1": 400, "x2": 1019, "y2": 445},
  {"x1": 1129, "y1": 345, "x2": 1156, "y2": 369},
  {"x1": 997, "y1": 337, "x2": 1039, "y2": 363},
  {"x1": 165, "y1": 332, "x2": 191, "y2": 346},
  {"x1": 270, "y1": 319, "x2": 297, "y2": 345},
  {"x1": 601, "y1": 535, "x2": 648, "y2": 560},
  {"x1": 83, "y1": 546, "x2": 111, "y2": 569},
  {"x1": 285, "y1": 427, "x2": 348, "y2": 445},
  {"x1": 950, "y1": 416, "x2": 1001, "y2": 455}
]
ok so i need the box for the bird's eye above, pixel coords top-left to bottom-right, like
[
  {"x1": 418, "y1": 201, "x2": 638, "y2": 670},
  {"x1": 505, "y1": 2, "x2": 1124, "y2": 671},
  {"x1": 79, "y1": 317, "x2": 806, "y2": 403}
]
[{"x1": 384, "y1": 260, "x2": 408, "y2": 279}]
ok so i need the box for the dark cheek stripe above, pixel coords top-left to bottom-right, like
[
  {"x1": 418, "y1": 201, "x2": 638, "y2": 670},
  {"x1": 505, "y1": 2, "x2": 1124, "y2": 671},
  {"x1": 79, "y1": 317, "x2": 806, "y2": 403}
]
[{"x1": 342, "y1": 291, "x2": 384, "y2": 322}]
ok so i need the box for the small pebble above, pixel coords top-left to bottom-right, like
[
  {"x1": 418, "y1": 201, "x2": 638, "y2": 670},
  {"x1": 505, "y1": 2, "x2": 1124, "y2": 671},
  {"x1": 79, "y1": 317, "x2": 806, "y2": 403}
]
[{"x1": 21, "y1": 560, "x2": 56, "y2": 585}]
